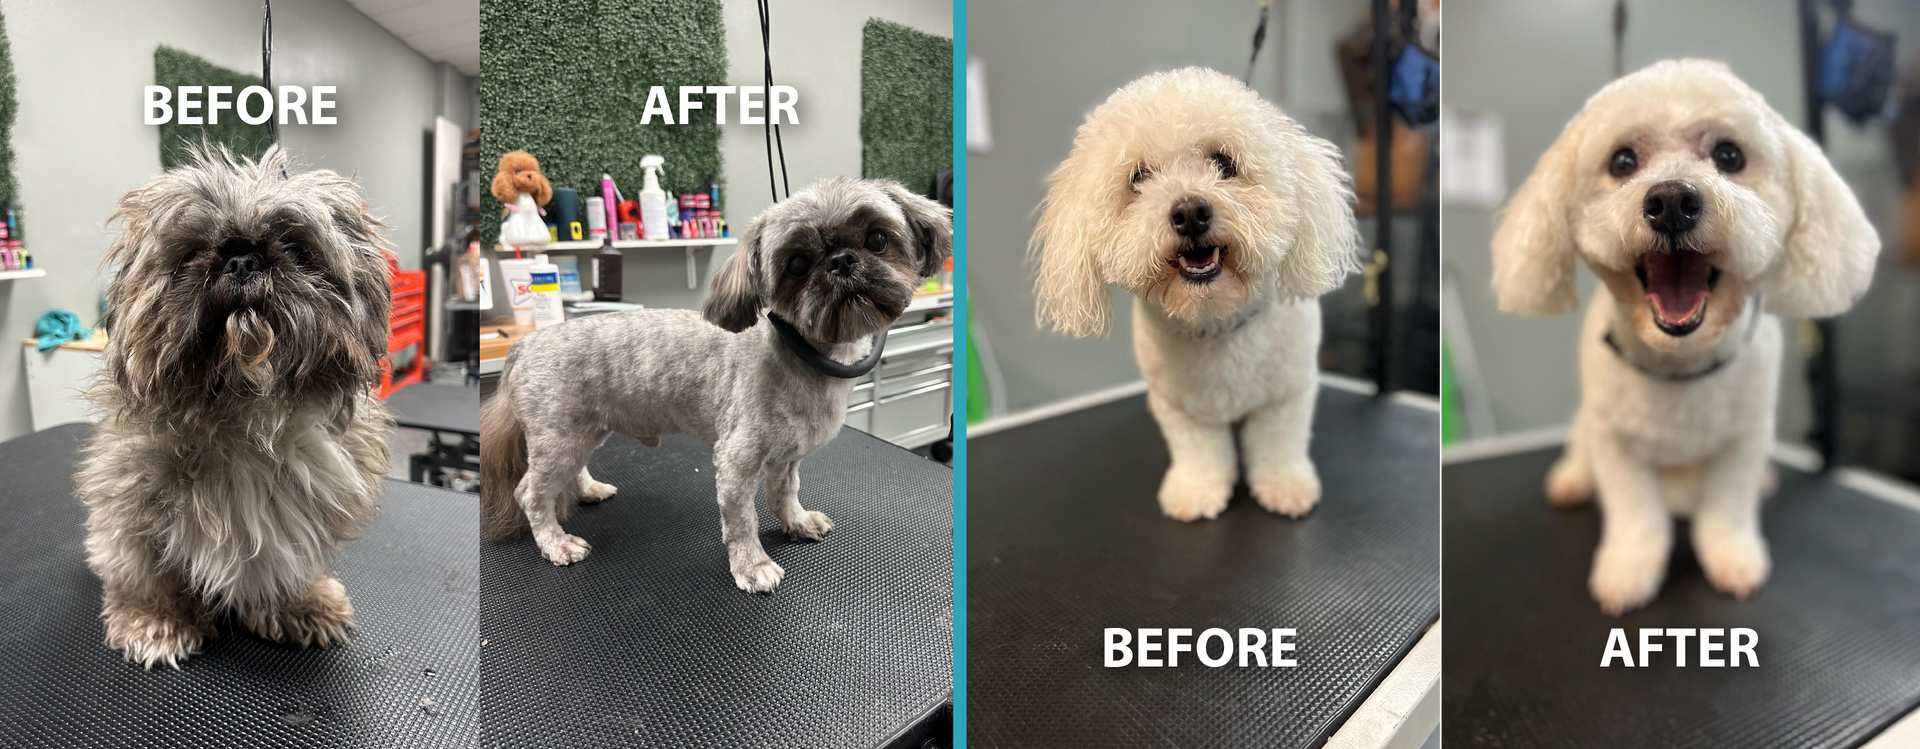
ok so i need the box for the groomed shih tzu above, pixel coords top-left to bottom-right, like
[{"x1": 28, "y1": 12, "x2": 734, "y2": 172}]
[
  {"x1": 480, "y1": 177, "x2": 951, "y2": 593},
  {"x1": 1031, "y1": 67, "x2": 1361, "y2": 522},
  {"x1": 1491, "y1": 60, "x2": 1879, "y2": 614},
  {"x1": 76, "y1": 145, "x2": 395, "y2": 667}
]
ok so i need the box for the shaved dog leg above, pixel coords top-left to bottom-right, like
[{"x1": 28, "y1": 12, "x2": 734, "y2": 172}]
[
  {"x1": 1242, "y1": 386, "x2": 1322, "y2": 518},
  {"x1": 717, "y1": 456, "x2": 784, "y2": 593},
  {"x1": 766, "y1": 460, "x2": 832, "y2": 541},
  {"x1": 1148, "y1": 392, "x2": 1238, "y2": 522},
  {"x1": 87, "y1": 521, "x2": 211, "y2": 669},
  {"x1": 1546, "y1": 411, "x2": 1596, "y2": 507},
  {"x1": 518, "y1": 434, "x2": 593, "y2": 565},
  {"x1": 1693, "y1": 428, "x2": 1773, "y2": 599},
  {"x1": 576, "y1": 467, "x2": 618, "y2": 504},
  {"x1": 1585, "y1": 433, "x2": 1673, "y2": 616}
]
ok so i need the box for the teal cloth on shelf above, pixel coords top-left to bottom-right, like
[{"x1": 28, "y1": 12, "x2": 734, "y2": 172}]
[{"x1": 34, "y1": 309, "x2": 90, "y2": 352}]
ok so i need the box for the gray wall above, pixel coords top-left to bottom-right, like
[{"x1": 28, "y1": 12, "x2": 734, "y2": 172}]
[
  {"x1": 966, "y1": 0, "x2": 1368, "y2": 416},
  {"x1": 2, "y1": 0, "x2": 469, "y2": 439},
  {"x1": 1444, "y1": 0, "x2": 1920, "y2": 443},
  {"x1": 607, "y1": 0, "x2": 953, "y2": 312}
]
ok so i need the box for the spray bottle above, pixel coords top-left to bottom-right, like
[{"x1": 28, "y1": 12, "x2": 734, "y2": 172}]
[{"x1": 639, "y1": 155, "x2": 669, "y2": 241}]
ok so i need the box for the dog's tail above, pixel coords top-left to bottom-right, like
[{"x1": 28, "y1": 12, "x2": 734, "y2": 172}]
[{"x1": 480, "y1": 382, "x2": 530, "y2": 538}]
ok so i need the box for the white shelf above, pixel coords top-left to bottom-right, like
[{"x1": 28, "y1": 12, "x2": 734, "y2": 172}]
[
  {"x1": 525, "y1": 238, "x2": 737, "y2": 251},
  {"x1": 0, "y1": 268, "x2": 45, "y2": 280},
  {"x1": 504, "y1": 238, "x2": 736, "y2": 291}
]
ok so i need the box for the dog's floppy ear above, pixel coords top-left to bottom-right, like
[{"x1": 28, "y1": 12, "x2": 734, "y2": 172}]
[
  {"x1": 703, "y1": 214, "x2": 764, "y2": 332},
  {"x1": 1274, "y1": 127, "x2": 1363, "y2": 299},
  {"x1": 1491, "y1": 113, "x2": 1587, "y2": 316},
  {"x1": 1763, "y1": 119, "x2": 1880, "y2": 317},
  {"x1": 1030, "y1": 155, "x2": 1113, "y2": 338},
  {"x1": 877, "y1": 180, "x2": 953, "y2": 277}
]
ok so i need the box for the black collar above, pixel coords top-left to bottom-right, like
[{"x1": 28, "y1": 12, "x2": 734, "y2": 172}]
[
  {"x1": 766, "y1": 312, "x2": 886, "y2": 379},
  {"x1": 1603, "y1": 296, "x2": 1760, "y2": 382}
]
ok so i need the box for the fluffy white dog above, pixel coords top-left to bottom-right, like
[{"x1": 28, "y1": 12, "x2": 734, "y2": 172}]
[
  {"x1": 1031, "y1": 67, "x2": 1360, "y2": 522},
  {"x1": 1492, "y1": 60, "x2": 1879, "y2": 614}
]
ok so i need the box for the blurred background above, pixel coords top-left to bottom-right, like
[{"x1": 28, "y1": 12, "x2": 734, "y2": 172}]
[
  {"x1": 1441, "y1": 0, "x2": 1920, "y2": 483},
  {"x1": 965, "y1": 0, "x2": 1442, "y2": 423}
]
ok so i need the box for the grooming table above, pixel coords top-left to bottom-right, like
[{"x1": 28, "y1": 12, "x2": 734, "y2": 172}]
[
  {"x1": 967, "y1": 386, "x2": 1440, "y2": 747},
  {"x1": 385, "y1": 382, "x2": 480, "y2": 488},
  {"x1": 479, "y1": 427, "x2": 954, "y2": 748},
  {"x1": 0, "y1": 424, "x2": 479, "y2": 748},
  {"x1": 1442, "y1": 445, "x2": 1920, "y2": 748}
]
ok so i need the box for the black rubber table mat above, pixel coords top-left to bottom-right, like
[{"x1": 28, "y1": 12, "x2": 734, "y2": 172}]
[
  {"x1": 479, "y1": 427, "x2": 954, "y2": 748},
  {"x1": 0, "y1": 423, "x2": 479, "y2": 747},
  {"x1": 1443, "y1": 447, "x2": 1920, "y2": 748},
  {"x1": 967, "y1": 387, "x2": 1440, "y2": 747},
  {"x1": 387, "y1": 382, "x2": 481, "y2": 435}
]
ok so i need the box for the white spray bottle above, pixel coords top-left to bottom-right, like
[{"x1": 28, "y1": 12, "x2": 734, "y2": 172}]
[{"x1": 639, "y1": 155, "x2": 669, "y2": 241}]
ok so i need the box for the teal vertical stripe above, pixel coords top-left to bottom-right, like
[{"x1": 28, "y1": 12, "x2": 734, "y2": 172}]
[{"x1": 950, "y1": 0, "x2": 969, "y2": 744}]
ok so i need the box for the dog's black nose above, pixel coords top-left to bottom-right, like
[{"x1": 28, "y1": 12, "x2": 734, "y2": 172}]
[
  {"x1": 825, "y1": 248, "x2": 857, "y2": 277},
  {"x1": 1643, "y1": 180, "x2": 1702, "y2": 236},
  {"x1": 1169, "y1": 196, "x2": 1212, "y2": 238},
  {"x1": 223, "y1": 253, "x2": 261, "y2": 280}
]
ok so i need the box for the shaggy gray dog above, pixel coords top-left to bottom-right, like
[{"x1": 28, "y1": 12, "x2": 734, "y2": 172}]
[
  {"x1": 481, "y1": 177, "x2": 951, "y2": 593},
  {"x1": 75, "y1": 145, "x2": 394, "y2": 668}
]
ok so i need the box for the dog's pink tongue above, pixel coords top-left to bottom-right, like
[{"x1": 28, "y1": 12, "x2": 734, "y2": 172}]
[{"x1": 1645, "y1": 251, "x2": 1710, "y2": 325}]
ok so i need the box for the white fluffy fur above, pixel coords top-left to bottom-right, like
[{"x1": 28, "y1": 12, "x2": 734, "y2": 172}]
[
  {"x1": 1032, "y1": 67, "x2": 1360, "y2": 521},
  {"x1": 1493, "y1": 59, "x2": 1879, "y2": 614}
]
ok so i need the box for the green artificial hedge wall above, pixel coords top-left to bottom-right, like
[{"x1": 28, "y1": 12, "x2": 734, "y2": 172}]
[
  {"x1": 860, "y1": 19, "x2": 952, "y2": 194},
  {"x1": 0, "y1": 8, "x2": 19, "y2": 214},
  {"x1": 154, "y1": 46, "x2": 271, "y2": 170},
  {"x1": 478, "y1": 0, "x2": 727, "y2": 245}
]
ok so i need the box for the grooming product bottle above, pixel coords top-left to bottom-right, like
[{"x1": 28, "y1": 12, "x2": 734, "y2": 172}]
[
  {"x1": 639, "y1": 155, "x2": 669, "y2": 241},
  {"x1": 601, "y1": 174, "x2": 620, "y2": 244},
  {"x1": 585, "y1": 195, "x2": 607, "y2": 240},
  {"x1": 550, "y1": 187, "x2": 581, "y2": 240},
  {"x1": 593, "y1": 236, "x2": 623, "y2": 302},
  {"x1": 528, "y1": 254, "x2": 564, "y2": 329}
]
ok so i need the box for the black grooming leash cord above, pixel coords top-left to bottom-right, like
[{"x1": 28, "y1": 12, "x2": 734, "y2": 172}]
[
  {"x1": 1603, "y1": 296, "x2": 1762, "y2": 381},
  {"x1": 766, "y1": 313, "x2": 886, "y2": 379}
]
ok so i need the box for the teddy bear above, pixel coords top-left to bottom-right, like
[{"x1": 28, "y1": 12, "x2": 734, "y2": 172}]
[{"x1": 494, "y1": 150, "x2": 553, "y2": 247}]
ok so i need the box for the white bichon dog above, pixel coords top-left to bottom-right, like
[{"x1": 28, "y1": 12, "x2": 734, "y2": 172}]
[
  {"x1": 1492, "y1": 59, "x2": 1879, "y2": 614},
  {"x1": 1031, "y1": 67, "x2": 1361, "y2": 522}
]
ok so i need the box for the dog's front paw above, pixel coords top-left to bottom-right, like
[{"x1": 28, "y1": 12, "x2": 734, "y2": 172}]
[
  {"x1": 104, "y1": 602, "x2": 212, "y2": 669},
  {"x1": 730, "y1": 556, "x2": 786, "y2": 593},
  {"x1": 244, "y1": 577, "x2": 356, "y2": 648},
  {"x1": 1589, "y1": 543, "x2": 1667, "y2": 616},
  {"x1": 1158, "y1": 467, "x2": 1233, "y2": 522},
  {"x1": 783, "y1": 510, "x2": 834, "y2": 541},
  {"x1": 1544, "y1": 457, "x2": 1594, "y2": 507},
  {"x1": 1697, "y1": 529, "x2": 1770, "y2": 600},
  {"x1": 537, "y1": 533, "x2": 593, "y2": 566},
  {"x1": 578, "y1": 480, "x2": 618, "y2": 504},
  {"x1": 1250, "y1": 468, "x2": 1321, "y2": 519}
]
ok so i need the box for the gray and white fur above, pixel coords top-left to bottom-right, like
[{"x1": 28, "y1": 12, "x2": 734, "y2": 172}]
[
  {"x1": 75, "y1": 145, "x2": 395, "y2": 668},
  {"x1": 481, "y1": 177, "x2": 952, "y2": 592}
]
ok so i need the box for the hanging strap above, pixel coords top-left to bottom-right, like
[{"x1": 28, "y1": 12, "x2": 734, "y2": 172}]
[
  {"x1": 758, "y1": 0, "x2": 790, "y2": 203},
  {"x1": 262, "y1": 0, "x2": 277, "y2": 148},
  {"x1": 767, "y1": 313, "x2": 887, "y2": 379},
  {"x1": 1612, "y1": 0, "x2": 1627, "y2": 77},
  {"x1": 1243, "y1": 0, "x2": 1273, "y2": 84}
]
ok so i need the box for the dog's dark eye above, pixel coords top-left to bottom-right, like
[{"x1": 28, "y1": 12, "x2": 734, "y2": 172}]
[
  {"x1": 1130, "y1": 165, "x2": 1151, "y2": 193},
  {"x1": 1211, "y1": 152, "x2": 1237, "y2": 179},
  {"x1": 1712, "y1": 141, "x2": 1745, "y2": 174},
  {"x1": 865, "y1": 230, "x2": 887, "y2": 254},
  {"x1": 784, "y1": 254, "x2": 811, "y2": 277},
  {"x1": 1609, "y1": 148, "x2": 1638, "y2": 178}
]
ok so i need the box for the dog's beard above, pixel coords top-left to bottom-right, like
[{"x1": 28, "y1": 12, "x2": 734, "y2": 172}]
[
  {"x1": 1136, "y1": 231, "x2": 1258, "y2": 325},
  {"x1": 776, "y1": 267, "x2": 915, "y2": 345}
]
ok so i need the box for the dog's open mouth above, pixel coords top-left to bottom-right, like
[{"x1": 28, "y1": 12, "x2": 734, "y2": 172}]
[
  {"x1": 1174, "y1": 245, "x2": 1224, "y2": 282},
  {"x1": 1634, "y1": 249, "x2": 1721, "y2": 337}
]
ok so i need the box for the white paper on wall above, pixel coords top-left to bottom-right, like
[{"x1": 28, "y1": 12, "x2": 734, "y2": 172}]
[
  {"x1": 1440, "y1": 108, "x2": 1506, "y2": 209},
  {"x1": 968, "y1": 56, "x2": 992, "y2": 153}
]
